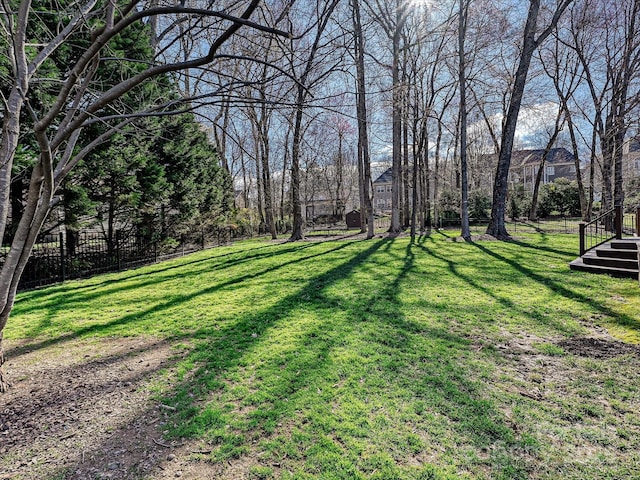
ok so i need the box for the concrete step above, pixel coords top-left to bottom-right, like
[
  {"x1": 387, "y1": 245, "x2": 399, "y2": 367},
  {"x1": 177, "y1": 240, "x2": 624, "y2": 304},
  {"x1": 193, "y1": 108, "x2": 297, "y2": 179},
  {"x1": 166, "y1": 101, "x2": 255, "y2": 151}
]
[
  {"x1": 595, "y1": 246, "x2": 638, "y2": 260},
  {"x1": 569, "y1": 257, "x2": 638, "y2": 279},
  {"x1": 583, "y1": 253, "x2": 639, "y2": 270},
  {"x1": 611, "y1": 239, "x2": 640, "y2": 250}
]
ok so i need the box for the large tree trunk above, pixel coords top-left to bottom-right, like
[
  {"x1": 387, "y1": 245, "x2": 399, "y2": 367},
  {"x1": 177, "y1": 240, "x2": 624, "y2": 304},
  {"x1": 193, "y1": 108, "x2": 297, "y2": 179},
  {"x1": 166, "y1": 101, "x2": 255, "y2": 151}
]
[
  {"x1": 487, "y1": 2, "x2": 540, "y2": 238},
  {"x1": 433, "y1": 119, "x2": 443, "y2": 228},
  {"x1": 261, "y1": 136, "x2": 277, "y2": 240},
  {"x1": 487, "y1": 0, "x2": 573, "y2": 238},
  {"x1": 389, "y1": 2, "x2": 405, "y2": 233},
  {"x1": 290, "y1": 100, "x2": 305, "y2": 241},
  {"x1": 0, "y1": 158, "x2": 54, "y2": 392},
  {"x1": 280, "y1": 122, "x2": 291, "y2": 223},
  {"x1": 352, "y1": 0, "x2": 374, "y2": 239},
  {"x1": 0, "y1": 91, "x2": 26, "y2": 246},
  {"x1": 459, "y1": 0, "x2": 470, "y2": 241}
]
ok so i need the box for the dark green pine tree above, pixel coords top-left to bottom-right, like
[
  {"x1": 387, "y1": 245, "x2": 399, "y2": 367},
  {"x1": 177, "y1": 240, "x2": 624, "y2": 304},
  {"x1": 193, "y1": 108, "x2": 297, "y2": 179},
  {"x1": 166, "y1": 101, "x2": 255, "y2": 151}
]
[{"x1": 150, "y1": 112, "x2": 233, "y2": 242}]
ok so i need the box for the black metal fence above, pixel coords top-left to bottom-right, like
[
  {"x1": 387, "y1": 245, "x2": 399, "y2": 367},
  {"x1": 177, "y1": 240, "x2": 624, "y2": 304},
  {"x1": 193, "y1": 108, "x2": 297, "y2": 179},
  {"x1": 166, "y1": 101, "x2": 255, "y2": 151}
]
[
  {"x1": 1, "y1": 227, "x2": 241, "y2": 291},
  {"x1": 436, "y1": 216, "x2": 583, "y2": 234}
]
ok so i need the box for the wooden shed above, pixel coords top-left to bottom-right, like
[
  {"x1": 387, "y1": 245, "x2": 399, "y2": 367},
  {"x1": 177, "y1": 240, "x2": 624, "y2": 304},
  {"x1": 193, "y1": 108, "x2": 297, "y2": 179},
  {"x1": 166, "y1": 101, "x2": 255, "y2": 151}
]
[{"x1": 345, "y1": 210, "x2": 361, "y2": 229}]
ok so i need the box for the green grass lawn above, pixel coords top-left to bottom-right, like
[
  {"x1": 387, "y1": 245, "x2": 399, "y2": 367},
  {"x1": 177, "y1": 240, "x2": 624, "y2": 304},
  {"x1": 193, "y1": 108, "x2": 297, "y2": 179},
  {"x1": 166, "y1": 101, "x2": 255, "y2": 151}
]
[{"x1": 7, "y1": 232, "x2": 640, "y2": 479}]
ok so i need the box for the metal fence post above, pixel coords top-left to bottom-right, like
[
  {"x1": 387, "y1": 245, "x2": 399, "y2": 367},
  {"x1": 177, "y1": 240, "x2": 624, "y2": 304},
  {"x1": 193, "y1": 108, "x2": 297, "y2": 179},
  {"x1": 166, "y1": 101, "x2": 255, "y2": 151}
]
[
  {"x1": 579, "y1": 222, "x2": 586, "y2": 255},
  {"x1": 636, "y1": 206, "x2": 640, "y2": 237},
  {"x1": 116, "y1": 230, "x2": 122, "y2": 270},
  {"x1": 59, "y1": 232, "x2": 66, "y2": 282}
]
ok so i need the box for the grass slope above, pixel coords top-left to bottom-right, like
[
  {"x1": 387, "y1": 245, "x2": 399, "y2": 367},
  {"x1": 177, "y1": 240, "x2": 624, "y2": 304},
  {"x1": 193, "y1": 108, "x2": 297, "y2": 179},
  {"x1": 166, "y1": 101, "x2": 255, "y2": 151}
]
[{"x1": 7, "y1": 232, "x2": 640, "y2": 479}]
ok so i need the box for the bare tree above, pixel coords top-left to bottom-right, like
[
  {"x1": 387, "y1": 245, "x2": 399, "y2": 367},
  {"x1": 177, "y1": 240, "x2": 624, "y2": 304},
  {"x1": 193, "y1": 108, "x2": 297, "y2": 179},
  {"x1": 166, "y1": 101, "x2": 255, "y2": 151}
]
[
  {"x1": 566, "y1": 0, "x2": 640, "y2": 217},
  {"x1": 0, "y1": 0, "x2": 287, "y2": 392},
  {"x1": 458, "y1": 0, "x2": 471, "y2": 240},
  {"x1": 486, "y1": 0, "x2": 574, "y2": 238},
  {"x1": 538, "y1": 33, "x2": 588, "y2": 219},
  {"x1": 351, "y1": 0, "x2": 375, "y2": 238},
  {"x1": 287, "y1": 0, "x2": 342, "y2": 241}
]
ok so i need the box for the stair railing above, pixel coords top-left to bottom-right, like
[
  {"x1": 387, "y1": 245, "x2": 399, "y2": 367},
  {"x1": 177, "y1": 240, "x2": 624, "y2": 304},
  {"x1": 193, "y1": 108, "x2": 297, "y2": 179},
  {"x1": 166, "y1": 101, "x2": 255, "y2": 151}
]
[
  {"x1": 579, "y1": 206, "x2": 640, "y2": 255},
  {"x1": 579, "y1": 206, "x2": 618, "y2": 256}
]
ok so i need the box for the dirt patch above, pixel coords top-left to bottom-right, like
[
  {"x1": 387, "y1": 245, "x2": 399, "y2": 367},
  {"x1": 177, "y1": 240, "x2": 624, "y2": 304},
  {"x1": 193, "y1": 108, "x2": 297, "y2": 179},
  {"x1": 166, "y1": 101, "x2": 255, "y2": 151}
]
[
  {"x1": 557, "y1": 337, "x2": 640, "y2": 359},
  {"x1": 0, "y1": 336, "x2": 223, "y2": 479}
]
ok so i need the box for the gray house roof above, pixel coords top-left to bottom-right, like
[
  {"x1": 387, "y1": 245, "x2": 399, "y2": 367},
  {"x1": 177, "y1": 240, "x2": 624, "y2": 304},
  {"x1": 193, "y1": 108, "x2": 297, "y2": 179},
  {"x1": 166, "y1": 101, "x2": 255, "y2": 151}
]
[
  {"x1": 512, "y1": 147, "x2": 575, "y2": 166},
  {"x1": 373, "y1": 167, "x2": 393, "y2": 184}
]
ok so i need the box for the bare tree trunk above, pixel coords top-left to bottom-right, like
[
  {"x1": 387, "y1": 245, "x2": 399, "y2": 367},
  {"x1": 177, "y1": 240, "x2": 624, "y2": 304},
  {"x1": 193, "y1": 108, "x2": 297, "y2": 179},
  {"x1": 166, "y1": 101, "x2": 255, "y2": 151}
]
[
  {"x1": 253, "y1": 123, "x2": 265, "y2": 230},
  {"x1": 280, "y1": 114, "x2": 293, "y2": 223},
  {"x1": 390, "y1": 0, "x2": 407, "y2": 233},
  {"x1": 487, "y1": 0, "x2": 573, "y2": 238},
  {"x1": 588, "y1": 128, "x2": 597, "y2": 220},
  {"x1": 424, "y1": 135, "x2": 431, "y2": 231},
  {"x1": 1, "y1": 158, "x2": 53, "y2": 392},
  {"x1": 458, "y1": 0, "x2": 470, "y2": 241},
  {"x1": 290, "y1": 95, "x2": 306, "y2": 241},
  {"x1": 410, "y1": 136, "x2": 420, "y2": 240},
  {"x1": 261, "y1": 129, "x2": 277, "y2": 240},
  {"x1": 352, "y1": 0, "x2": 374, "y2": 238},
  {"x1": 565, "y1": 112, "x2": 588, "y2": 220},
  {"x1": 335, "y1": 130, "x2": 344, "y2": 219},
  {"x1": 289, "y1": 0, "x2": 340, "y2": 241},
  {"x1": 433, "y1": 121, "x2": 442, "y2": 228},
  {"x1": 402, "y1": 102, "x2": 410, "y2": 229}
]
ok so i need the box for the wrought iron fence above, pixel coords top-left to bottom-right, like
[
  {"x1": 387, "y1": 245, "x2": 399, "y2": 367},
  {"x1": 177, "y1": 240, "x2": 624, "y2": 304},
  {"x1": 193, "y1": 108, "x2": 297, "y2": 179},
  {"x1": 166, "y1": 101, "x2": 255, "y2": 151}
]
[
  {"x1": 0, "y1": 226, "x2": 243, "y2": 291},
  {"x1": 436, "y1": 216, "x2": 582, "y2": 234}
]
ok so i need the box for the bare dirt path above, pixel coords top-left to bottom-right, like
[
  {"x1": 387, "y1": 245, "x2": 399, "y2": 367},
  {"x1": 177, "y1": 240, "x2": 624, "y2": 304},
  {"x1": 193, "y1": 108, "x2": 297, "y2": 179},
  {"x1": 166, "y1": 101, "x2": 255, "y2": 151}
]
[{"x1": 0, "y1": 336, "x2": 227, "y2": 479}]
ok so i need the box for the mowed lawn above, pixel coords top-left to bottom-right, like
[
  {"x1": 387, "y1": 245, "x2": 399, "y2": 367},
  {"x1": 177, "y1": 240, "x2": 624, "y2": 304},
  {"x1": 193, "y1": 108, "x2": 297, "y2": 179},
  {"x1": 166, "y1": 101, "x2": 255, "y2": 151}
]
[{"x1": 7, "y1": 231, "x2": 640, "y2": 479}]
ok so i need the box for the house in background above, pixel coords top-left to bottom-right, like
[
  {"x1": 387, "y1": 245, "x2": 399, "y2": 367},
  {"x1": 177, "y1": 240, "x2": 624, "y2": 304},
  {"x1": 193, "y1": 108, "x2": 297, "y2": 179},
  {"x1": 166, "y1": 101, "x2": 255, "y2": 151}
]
[
  {"x1": 508, "y1": 147, "x2": 578, "y2": 191},
  {"x1": 372, "y1": 167, "x2": 393, "y2": 213},
  {"x1": 623, "y1": 137, "x2": 640, "y2": 177},
  {"x1": 305, "y1": 195, "x2": 347, "y2": 222}
]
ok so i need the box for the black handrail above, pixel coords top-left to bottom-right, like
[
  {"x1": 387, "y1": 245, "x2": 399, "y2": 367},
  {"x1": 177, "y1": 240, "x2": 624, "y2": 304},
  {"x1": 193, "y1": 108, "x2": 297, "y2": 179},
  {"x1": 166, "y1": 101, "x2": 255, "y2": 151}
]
[
  {"x1": 578, "y1": 206, "x2": 640, "y2": 255},
  {"x1": 579, "y1": 207, "x2": 617, "y2": 255}
]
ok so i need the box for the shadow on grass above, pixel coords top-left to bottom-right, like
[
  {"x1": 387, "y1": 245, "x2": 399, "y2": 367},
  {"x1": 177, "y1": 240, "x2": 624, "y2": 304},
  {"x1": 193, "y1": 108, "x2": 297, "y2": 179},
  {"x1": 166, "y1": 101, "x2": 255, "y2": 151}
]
[
  {"x1": 6, "y1": 241, "x2": 353, "y2": 359},
  {"x1": 508, "y1": 237, "x2": 577, "y2": 258},
  {"x1": 13, "y1": 237, "x2": 545, "y2": 478},
  {"x1": 470, "y1": 241, "x2": 640, "y2": 333},
  {"x1": 144, "y1": 239, "x2": 529, "y2": 477},
  {"x1": 350, "y1": 242, "x2": 527, "y2": 474},
  {"x1": 413, "y1": 237, "x2": 578, "y2": 334},
  {"x1": 14, "y1": 241, "x2": 316, "y2": 318}
]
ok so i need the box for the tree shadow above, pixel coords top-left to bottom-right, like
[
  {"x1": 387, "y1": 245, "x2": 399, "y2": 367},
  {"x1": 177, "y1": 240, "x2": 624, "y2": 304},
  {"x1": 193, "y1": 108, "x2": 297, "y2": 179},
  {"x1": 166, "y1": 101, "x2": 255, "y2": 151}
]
[
  {"x1": 5, "y1": 236, "x2": 580, "y2": 478},
  {"x1": 412, "y1": 238, "x2": 580, "y2": 334},
  {"x1": 6, "y1": 241, "x2": 354, "y2": 360},
  {"x1": 14, "y1": 241, "x2": 316, "y2": 317},
  {"x1": 137, "y1": 239, "x2": 528, "y2": 477},
  {"x1": 469, "y1": 241, "x2": 640, "y2": 332},
  {"x1": 14, "y1": 238, "x2": 388, "y2": 479}
]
